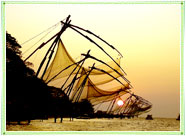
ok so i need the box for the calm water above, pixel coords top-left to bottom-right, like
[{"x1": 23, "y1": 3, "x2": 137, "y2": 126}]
[{"x1": 6, "y1": 117, "x2": 180, "y2": 131}]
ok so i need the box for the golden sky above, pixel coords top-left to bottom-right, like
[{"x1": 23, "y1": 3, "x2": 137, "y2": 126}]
[{"x1": 6, "y1": 3, "x2": 181, "y2": 118}]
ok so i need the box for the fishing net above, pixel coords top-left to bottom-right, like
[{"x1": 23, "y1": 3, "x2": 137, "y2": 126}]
[
  {"x1": 70, "y1": 68, "x2": 130, "y2": 104},
  {"x1": 111, "y1": 95, "x2": 152, "y2": 116},
  {"x1": 42, "y1": 38, "x2": 151, "y2": 115},
  {"x1": 43, "y1": 39, "x2": 123, "y2": 85}
]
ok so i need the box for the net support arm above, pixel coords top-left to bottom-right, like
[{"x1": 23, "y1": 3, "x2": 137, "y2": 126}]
[
  {"x1": 65, "y1": 24, "x2": 127, "y2": 75},
  {"x1": 23, "y1": 30, "x2": 62, "y2": 62},
  {"x1": 81, "y1": 53, "x2": 131, "y2": 84},
  {"x1": 65, "y1": 23, "x2": 123, "y2": 58}
]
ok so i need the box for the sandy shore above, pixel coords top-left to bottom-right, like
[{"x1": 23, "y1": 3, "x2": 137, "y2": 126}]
[{"x1": 6, "y1": 117, "x2": 180, "y2": 131}]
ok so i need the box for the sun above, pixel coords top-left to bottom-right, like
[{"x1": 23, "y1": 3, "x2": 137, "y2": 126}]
[{"x1": 117, "y1": 100, "x2": 124, "y2": 106}]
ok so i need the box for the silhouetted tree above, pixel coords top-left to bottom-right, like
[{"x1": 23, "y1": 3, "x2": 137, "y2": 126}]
[{"x1": 6, "y1": 32, "x2": 49, "y2": 124}]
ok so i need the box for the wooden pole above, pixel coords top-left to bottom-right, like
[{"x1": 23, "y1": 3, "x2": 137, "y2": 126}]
[
  {"x1": 61, "y1": 50, "x2": 90, "y2": 91},
  {"x1": 66, "y1": 60, "x2": 85, "y2": 96},
  {"x1": 68, "y1": 26, "x2": 127, "y2": 75},
  {"x1": 74, "y1": 63, "x2": 95, "y2": 102},
  {"x1": 36, "y1": 16, "x2": 71, "y2": 77},
  {"x1": 24, "y1": 30, "x2": 61, "y2": 62},
  {"x1": 60, "y1": 63, "x2": 79, "y2": 90},
  {"x1": 81, "y1": 53, "x2": 131, "y2": 84},
  {"x1": 46, "y1": 58, "x2": 85, "y2": 84},
  {"x1": 40, "y1": 39, "x2": 58, "y2": 79},
  {"x1": 61, "y1": 21, "x2": 123, "y2": 58},
  {"x1": 65, "y1": 50, "x2": 91, "y2": 97}
]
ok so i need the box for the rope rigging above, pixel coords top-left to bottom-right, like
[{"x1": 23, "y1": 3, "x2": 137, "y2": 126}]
[
  {"x1": 67, "y1": 25, "x2": 127, "y2": 76},
  {"x1": 21, "y1": 19, "x2": 66, "y2": 46},
  {"x1": 81, "y1": 53, "x2": 130, "y2": 84},
  {"x1": 61, "y1": 21, "x2": 123, "y2": 58},
  {"x1": 22, "y1": 25, "x2": 58, "y2": 56},
  {"x1": 37, "y1": 16, "x2": 71, "y2": 78}
]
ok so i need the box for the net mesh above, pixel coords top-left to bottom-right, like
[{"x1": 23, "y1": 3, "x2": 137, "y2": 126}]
[
  {"x1": 43, "y1": 39, "x2": 123, "y2": 85},
  {"x1": 70, "y1": 69, "x2": 130, "y2": 105}
]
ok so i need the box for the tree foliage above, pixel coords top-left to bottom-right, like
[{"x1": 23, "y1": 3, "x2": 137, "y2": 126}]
[{"x1": 6, "y1": 32, "x2": 49, "y2": 122}]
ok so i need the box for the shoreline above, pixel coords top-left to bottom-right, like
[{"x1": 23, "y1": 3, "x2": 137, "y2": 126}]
[{"x1": 6, "y1": 117, "x2": 180, "y2": 131}]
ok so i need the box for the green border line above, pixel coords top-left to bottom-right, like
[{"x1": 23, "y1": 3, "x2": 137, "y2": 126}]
[
  {"x1": 3, "y1": 131, "x2": 182, "y2": 135},
  {"x1": 180, "y1": 1, "x2": 185, "y2": 135},
  {"x1": 3, "y1": 130, "x2": 183, "y2": 135},
  {"x1": 1, "y1": 1, "x2": 185, "y2": 135},
  {"x1": 1, "y1": 1, "x2": 6, "y2": 135},
  {"x1": 2, "y1": 1, "x2": 184, "y2": 4}
]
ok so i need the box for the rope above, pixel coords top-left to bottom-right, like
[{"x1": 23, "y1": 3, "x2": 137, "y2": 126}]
[
  {"x1": 22, "y1": 25, "x2": 59, "y2": 55},
  {"x1": 21, "y1": 21, "x2": 62, "y2": 46},
  {"x1": 21, "y1": 17, "x2": 67, "y2": 50}
]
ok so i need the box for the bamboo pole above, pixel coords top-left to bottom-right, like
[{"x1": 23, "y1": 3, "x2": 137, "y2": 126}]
[
  {"x1": 81, "y1": 53, "x2": 131, "y2": 84},
  {"x1": 67, "y1": 23, "x2": 123, "y2": 58},
  {"x1": 74, "y1": 63, "x2": 95, "y2": 102},
  {"x1": 67, "y1": 25, "x2": 127, "y2": 75},
  {"x1": 46, "y1": 58, "x2": 86, "y2": 84},
  {"x1": 36, "y1": 16, "x2": 71, "y2": 77}
]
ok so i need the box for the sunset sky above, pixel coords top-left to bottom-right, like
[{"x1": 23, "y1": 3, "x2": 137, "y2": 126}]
[{"x1": 5, "y1": 3, "x2": 182, "y2": 118}]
